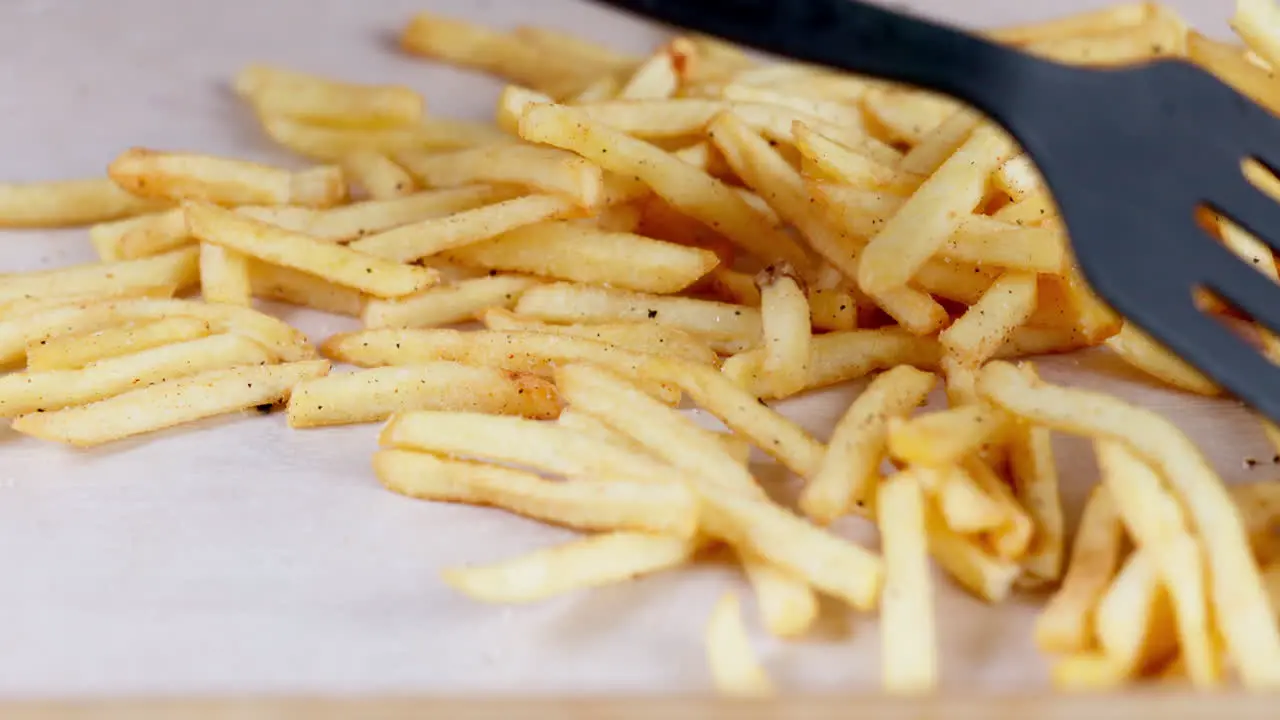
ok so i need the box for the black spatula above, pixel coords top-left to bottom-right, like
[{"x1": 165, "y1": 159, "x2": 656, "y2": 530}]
[{"x1": 587, "y1": 0, "x2": 1280, "y2": 422}]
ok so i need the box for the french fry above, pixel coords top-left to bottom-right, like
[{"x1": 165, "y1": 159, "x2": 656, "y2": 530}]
[
  {"x1": 340, "y1": 151, "x2": 417, "y2": 199},
  {"x1": 321, "y1": 328, "x2": 680, "y2": 404},
  {"x1": 616, "y1": 41, "x2": 687, "y2": 100},
  {"x1": 965, "y1": 457, "x2": 1034, "y2": 560},
  {"x1": 260, "y1": 115, "x2": 512, "y2": 162},
  {"x1": 185, "y1": 202, "x2": 438, "y2": 298},
  {"x1": 25, "y1": 316, "x2": 212, "y2": 372},
  {"x1": 931, "y1": 465, "x2": 1008, "y2": 534},
  {"x1": 721, "y1": 328, "x2": 942, "y2": 399},
  {"x1": 11, "y1": 360, "x2": 329, "y2": 447},
  {"x1": 862, "y1": 88, "x2": 962, "y2": 145},
  {"x1": 556, "y1": 406, "x2": 653, "y2": 455},
  {"x1": 496, "y1": 86, "x2": 555, "y2": 134},
  {"x1": 887, "y1": 404, "x2": 1012, "y2": 468},
  {"x1": 640, "y1": 356, "x2": 826, "y2": 479},
  {"x1": 248, "y1": 262, "x2": 367, "y2": 317},
  {"x1": 795, "y1": 122, "x2": 920, "y2": 194},
  {"x1": 857, "y1": 126, "x2": 1015, "y2": 296},
  {"x1": 234, "y1": 64, "x2": 424, "y2": 128},
  {"x1": 801, "y1": 365, "x2": 936, "y2": 523},
  {"x1": 381, "y1": 410, "x2": 675, "y2": 485},
  {"x1": 516, "y1": 282, "x2": 761, "y2": 354},
  {"x1": 1158, "y1": 533, "x2": 1222, "y2": 687},
  {"x1": 757, "y1": 264, "x2": 811, "y2": 399},
  {"x1": 987, "y1": 3, "x2": 1155, "y2": 45},
  {"x1": 1024, "y1": 17, "x2": 1187, "y2": 65},
  {"x1": 1008, "y1": 399, "x2": 1064, "y2": 583},
  {"x1": 1094, "y1": 550, "x2": 1179, "y2": 677},
  {"x1": 721, "y1": 84, "x2": 866, "y2": 130},
  {"x1": 1104, "y1": 323, "x2": 1220, "y2": 396},
  {"x1": 1036, "y1": 486, "x2": 1124, "y2": 653},
  {"x1": 89, "y1": 210, "x2": 184, "y2": 261},
  {"x1": 0, "y1": 333, "x2": 274, "y2": 418},
  {"x1": 0, "y1": 179, "x2": 169, "y2": 228},
  {"x1": 288, "y1": 362, "x2": 560, "y2": 427},
  {"x1": 925, "y1": 501, "x2": 1021, "y2": 603},
  {"x1": 1095, "y1": 440, "x2": 1188, "y2": 547},
  {"x1": 808, "y1": 288, "x2": 858, "y2": 332},
  {"x1": 898, "y1": 110, "x2": 981, "y2": 176},
  {"x1": 942, "y1": 220, "x2": 1066, "y2": 273},
  {"x1": 517, "y1": 103, "x2": 814, "y2": 272},
  {"x1": 1233, "y1": 0, "x2": 1280, "y2": 69},
  {"x1": 0, "y1": 246, "x2": 199, "y2": 306},
  {"x1": 361, "y1": 275, "x2": 541, "y2": 329},
  {"x1": 479, "y1": 309, "x2": 718, "y2": 365},
  {"x1": 993, "y1": 155, "x2": 1044, "y2": 202},
  {"x1": 199, "y1": 242, "x2": 253, "y2": 306},
  {"x1": 878, "y1": 471, "x2": 937, "y2": 693},
  {"x1": 444, "y1": 221, "x2": 719, "y2": 294},
  {"x1": 109, "y1": 148, "x2": 346, "y2": 207},
  {"x1": 396, "y1": 145, "x2": 604, "y2": 208},
  {"x1": 939, "y1": 271, "x2": 1039, "y2": 367},
  {"x1": 736, "y1": 549, "x2": 819, "y2": 639},
  {"x1": 112, "y1": 208, "x2": 192, "y2": 260},
  {"x1": 511, "y1": 26, "x2": 636, "y2": 74},
  {"x1": 442, "y1": 533, "x2": 697, "y2": 604},
  {"x1": 348, "y1": 194, "x2": 587, "y2": 263},
  {"x1": 1189, "y1": 32, "x2": 1280, "y2": 114},
  {"x1": 0, "y1": 297, "x2": 313, "y2": 366},
  {"x1": 979, "y1": 361, "x2": 1280, "y2": 686},
  {"x1": 373, "y1": 449, "x2": 696, "y2": 537},
  {"x1": 706, "y1": 592, "x2": 775, "y2": 698}
]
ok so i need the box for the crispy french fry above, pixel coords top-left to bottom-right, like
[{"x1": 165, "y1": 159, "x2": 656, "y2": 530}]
[
  {"x1": 90, "y1": 210, "x2": 185, "y2": 261},
  {"x1": 199, "y1": 242, "x2": 252, "y2": 306},
  {"x1": 736, "y1": 549, "x2": 818, "y2": 639},
  {"x1": 511, "y1": 26, "x2": 636, "y2": 74},
  {"x1": 25, "y1": 316, "x2": 212, "y2": 372},
  {"x1": 994, "y1": 155, "x2": 1044, "y2": 202},
  {"x1": 795, "y1": 122, "x2": 920, "y2": 194},
  {"x1": 0, "y1": 247, "x2": 199, "y2": 306},
  {"x1": 757, "y1": 264, "x2": 811, "y2": 399},
  {"x1": 397, "y1": 145, "x2": 604, "y2": 207},
  {"x1": 186, "y1": 202, "x2": 438, "y2": 298},
  {"x1": 1105, "y1": 323, "x2": 1220, "y2": 396},
  {"x1": 925, "y1": 501, "x2": 1021, "y2": 603},
  {"x1": 112, "y1": 208, "x2": 192, "y2": 260},
  {"x1": 288, "y1": 362, "x2": 560, "y2": 427},
  {"x1": 235, "y1": 64, "x2": 424, "y2": 128},
  {"x1": 930, "y1": 465, "x2": 1008, "y2": 534},
  {"x1": 1008, "y1": 398, "x2": 1064, "y2": 583},
  {"x1": 0, "y1": 179, "x2": 169, "y2": 228},
  {"x1": 0, "y1": 333, "x2": 274, "y2": 418},
  {"x1": 722, "y1": 84, "x2": 866, "y2": 129},
  {"x1": 1024, "y1": 17, "x2": 1186, "y2": 65},
  {"x1": 516, "y1": 282, "x2": 761, "y2": 354},
  {"x1": 1035, "y1": 486, "x2": 1124, "y2": 653},
  {"x1": 442, "y1": 533, "x2": 697, "y2": 604},
  {"x1": 479, "y1": 309, "x2": 718, "y2": 365},
  {"x1": 987, "y1": 3, "x2": 1154, "y2": 45},
  {"x1": 249, "y1": 262, "x2": 367, "y2": 317},
  {"x1": 808, "y1": 288, "x2": 858, "y2": 332},
  {"x1": 940, "y1": 271, "x2": 1039, "y2": 367},
  {"x1": 11, "y1": 360, "x2": 329, "y2": 447},
  {"x1": 517, "y1": 103, "x2": 813, "y2": 272},
  {"x1": 109, "y1": 148, "x2": 346, "y2": 207},
  {"x1": 802, "y1": 365, "x2": 936, "y2": 523},
  {"x1": 1158, "y1": 533, "x2": 1222, "y2": 687},
  {"x1": 444, "y1": 221, "x2": 719, "y2": 294},
  {"x1": 1232, "y1": 0, "x2": 1280, "y2": 69},
  {"x1": 878, "y1": 471, "x2": 937, "y2": 693},
  {"x1": 1189, "y1": 31, "x2": 1280, "y2": 114},
  {"x1": 1094, "y1": 550, "x2": 1178, "y2": 677},
  {"x1": 374, "y1": 450, "x2": 695, "y2": 537},
  {"x1": 898, "y1": 110, "x2": 981, "y2": 177},
  {"x1": 616, "y1": 42, "x2": 685, "y2": 100},
  {"x1": 706, "y1": 592, "x2": 775, "y2": 698},
  {"x1": 361, "y1": 275, "x2": 541, "y2": 329},
  {"x1": 862, "y1": 88, "x2": 962, "y2": 145},
  {"x1": 887, "y1": 404, "x2": 1011, "y2": 468},
  {"x1": 260, "y1": 115, "x2": 512, "y2": 161},
  {"x1": 340, "y1": 151, "x2": 417, "y2": 199}
]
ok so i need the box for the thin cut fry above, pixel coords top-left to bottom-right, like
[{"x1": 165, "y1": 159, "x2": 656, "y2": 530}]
[
  {"x1": 878, "y1": 471, "x2": 937, "y2": 694},
  {"x1": 1035, "y1": 486, "x2": 1124, "y2": 653},
  {"x1": 706, "y1": 592, "x2": 775, "y2": 698},
  {"x1": 0, "y1": 179, "x2": 169, "y2": 228},
  {"x1": 109, "y1": 148, "x2": 346, "y2": 207},
  {"x1": 479, "y1": 309, "x2": 718, "y2": 365},
  {"x1": 757, "y1": 264, "x2": 811, "y2": 399},
  {"x1": 1094, "y1": 550, "x2": 1178, "y2": 677},
  {"x1": 25, "y1": 317, "x2": 211, "y2": 372},
  {"x1": 362, "y1": 275, "x2": 541, "y2": 329},
  {"x1": 736, "y1": 549, "x2": 819, "y2": 639},
  {"x1": 1008, "y1": 399, "x2": 1064, "y2": 582},
  {"x1": 199, "y1": 242, "x2": 253, "y2": 306},
  {"x1": 397, "y1": 145, "x2": 604, "y2": 207},
  {"x1": 0, "y1": 247, "x2": 199, "y2": 306},
  {"x1": 340, "y1": 151, "x2": 417, "y2": 199},
  {"x1": 249, "y1": 262, "x2": 367, "y2": 317},
  {"x1": 887, "y1": 404, "x2": 1011, "y2": 468},
  {"x1": 260, "y1": 115, "x2": 512, "y2": 161},
  {"x1": 1105, "y1": 323, "x2": 1220, "y2": 396},
  {"x1": 939, "y1": 271, "x2": 1039, "y2": 367},
  {"x1": 925, "y1": 501, "x2": 1021, "y2": 603},
  {"x1": 234, "y1": 64, "x2": 424, "y2": 128}
]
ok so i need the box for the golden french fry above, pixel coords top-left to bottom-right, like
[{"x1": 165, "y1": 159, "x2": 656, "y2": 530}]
[
  {"x1": 979, "y1": 361, "x2": 1280, "y2": 686},
  {"x1": 249, "y1": 262, "x2": 367, "y2": 317},
  {"x1": 887, "y1": 404, "x2": 1011, "y2": 468},
  {"x1": 517, "y1": 103, "x2": 813, "y2": 272},
  {"x1": 109, "y1": 148, "x2": 346, "y2": 207},
  {"x1": 361, "y1": 275, "x2": 540, "y2": 329},
  {"x1": 260, "y1": 115, "x2": 512, "y2": 161},
  {"x1": 1095, "y1": 440, "x2": 1188, "y2": 547},
  {"x1": 942, "y1": 219, "x2": 1066, "y2": 273},
  {"x1": 511, "y1": 26, "x2": 636, "y2": 73},
  {"x1": 795, "y1": 121, "x2": 920, "y2": 193},
  {"x1": 444, "y1": 221, "x2": 719, "y2": 294},
  {"x1": 516, "y1": 282, "x2": 761, "y2": 354},
  {"x1": 234, "y1": 64, "x2": 424, "y2": 128},
  {"x1": 756, "y1": 264, "x2": 811, "y2": 399},
  {"x1": 993, "y1": 155, "x2": 1044, "y2": 202},
  {"x1": 0, "y1": 179, "x2": 169, "y2": 228},
  {"x1": 929, "y1": 465, "x2": 1007, "y2": 534},
  {"x1": 1008, "y1": 406, "x2": 1064, "y2": 583},
  {"x1": 1024, "y1": 17, "x2": 1187, "y2": 65},
  {"x1": 1035, "y1": 486, "x2": 1124, "y2": 653},
  {"x1": 288, "y1": 362, "x2": 560, "y2": 427},
  {"x1": 479, "y1": 308, "x2": 718, "y2": 365},
  {"x1": 1094, "y1": 550, "x2": 1178, "y2": 677},
  {"x1": 1232, "y1": 0, "x2": 1280, "y2": 69},
  {"x1": 940, "y1": 271, "x2": 1039, "y2": 367},
  {"x1": 862, "y1": 88, "x2": 962, "y2": 145},
  {"x1": 808, "y1": 288, "x2": 858, "y2": 332},
  {"x1": 25, "y1": 316, "x2": 212, "y2": 372},
  {"x1": 374, "y1": 449, "x2": 696, "y2": 537},
  {"x1": 1105, "y1": 323, "x2": 1220, "y2": 396},
  {"x1": 878, "y1": 471, "x2": 937, "y2": 693},
  {"x1": 1158, "y1": 533, "x2": 1222, "y2": 687},
  {"x1": 898, "y1": 109, "x2": 981, "y2": 176},
  {"x1": 987, "y1": 3, "x2": 1155, "y2": 45},
  {"x1": 925, "y1": 501, "x2": 1021, "y2": 603},
  {"x1": 616, "y1": 42, "x2": 685, "y2": 100},
  {"x1": 736, "y1": 549, "x2": 818, "y2": 639},
  {"x1": 340, "y1": 151, "x2": 417, "y2": 199},
  {"x1": 442, "y1": 533, "x2": 697, "y2": 604},
  {"x1": 397, "y1": 145, "x2": 604, "y2": 207},
  {"x1": 199, "y1": 242, "x2": 252, "y2": 306},
  {"x1": 721, "y1": 84, "x2": 866, "y2": 129},
  {"x1": 185, "y1": 202, "x2": 437, "y2": 298},
  {"x1": 801, "y1": 365, "x2": 936, "y2": 523},
  {"x1": 111, "y1": 208, "x2": 191, "y2": 260},
  {"x1": 1189, "y1": 32, "x2": 1280, "y2": 114},
  {"x1": 0, "y1": 247, "x2": 199, "y2": 306},
  {"x1": 0, "y1": 333, "x2": 274, "y2": 418},
  {"x1": 706, "y1": 592, "x2": 775, "y2": 698},
  {"x1": 11, "y1": 360, "x2": 329, "y2": 447}
]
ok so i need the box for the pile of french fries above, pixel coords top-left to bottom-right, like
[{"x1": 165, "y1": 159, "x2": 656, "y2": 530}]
[{"x1": 3, "y1": 0, "x2": 1280, "y2": 695}]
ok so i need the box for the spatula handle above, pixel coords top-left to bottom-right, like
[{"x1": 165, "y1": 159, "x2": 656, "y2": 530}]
[{"x1": 593, "y1": 0, "x2": 1062, "y2": 122}]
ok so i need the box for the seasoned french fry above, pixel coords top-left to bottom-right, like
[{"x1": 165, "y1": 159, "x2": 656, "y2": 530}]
[
  {"x1": 340, "y1": 151, "x2": 417, "y2": 200},
  {"x1": 517, "y1": 103, "x2": 814, "y2": 272},
  {"x1": 25, "y1": 316, "x2": 212, "y2": 372},
  {"x1": 109, "y1": 148, "x2": 346, "y2": 207},
  {"x1": 288, "y1": 362, "x2": 560, "y2": 427},
  {"x1": 862, "y1": 88, "x2": 962, "y2": 145},
  {"x1": 1158, "y1": 533, "x2": 1222, "y2": 687},
  {"x1": 1189, "y1": 31, "x2": 1280, "y2": 114},
  {"x1": 994, "y1": 155, "x2": 1044, "y2": 202},
  {"x1": 112, "y1": 208, "x2": 191, "y2": 260},
  {"x1": 516, "y1": 282, "x2": 761, "y2": 354},
  {"x1": 186, "y1": 202, "x2": 437, "y2": 298},
  {"x1": 234, "y1": 64, "x2": 424, "y2": 128},
  {"x1": 1035, "y1": 486, "x2": 1124, "y2": 653},
  {"x1": 90, "y1": 210, "x2": 184, "y2": 262},
  {"x1": 1105, "y1": 323, "x2": 1220, "y2": 396},
  {"x1": 1232, "y1": 0, "x2": 1280, "y2": 69},
  {"x1": 0, "y1": 247, "x2": 199, "y2": 306},
  {"x1": 361, "y1": 275, "x2": 540, "y2": 329},
  {"x1": 249, "y1": 262, "x2": 367, "y2": 317},
  {"x1": 721, "y1": 84, "x2": 866, "y2": 129},
  {"x1": 373, "y1": 450, "x2": 695, "y2": 537},
  {"x1": 261, "y1": 114, "x2": 513, "y2": 161},
  {"x1": 808, "y1": 288, "x2": 858, "y2": 332},
  {"x1": 0, "y1": 179, "x2": 169, "y2": 228},
  {"x1": 757, "y1": 264, "x2": 811, "y2": 399},
  {"x1": 802, "y1": 365, "x2": 936, "y2": 523},
  {"x1": 930, "y1": 465, "x2": 1008, "y2": 534},
  {"x1": 479, "y1": 308, "x2": 718, "y2": 365},
  {"x1": 199, "y1": 242, "x2": 252, "y2": 306},
  {"x1": 987, "y1": 3, "x2": 1154, "y2": 45},
  {"x1": 736, "y1": 549, "x2": 818, "y2": 639},
  {"x1": 706, "y1": 592, "x2": 775, "y2": 698},
  {"x1": 1024, "y1": 17, "x2": 1186, "y2": 65},
  {"x1": 898, "y1": 110, "x2": 981, "y2": 176},
  {"x1": 442, "y1": 533, "x2": 697, "y2": 604},
  {"x1": 887, "y1": 404, "x2": 1012, "y2": 468},
  {"x1": 925, "y1": 501, "x2": 1021, "y2": 603},
  {"x1": 795, "y1": 122, "x2": 920, "y2": 194},
  {"x1": 616, "y1": 42, "x2": 684, "y2": 100},
  {"x1": 444, "y1": 221, "x2": 719, "y2": 294},
  {"x1": 11, "y1": 360, "x2": 329, "y2": 447},
  {"x1": 1008, "y1": 392, "x2": 1064, "y2": 583},
  {"x1": 397, "y1": 145, "x2": 604, "y2": 208},
  {"x1": 878, "y1": 471, "x2": 937, "y2": 693},
  {"x1": 1094, "y1": 550, "x2": 1178, "y2": 677},
  {"x1": 939, "y1": 271, "x2": 1039, "y2": 367},
  {"x1": 511, "y1": 26, "x2": 636, "y2": 73}
]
